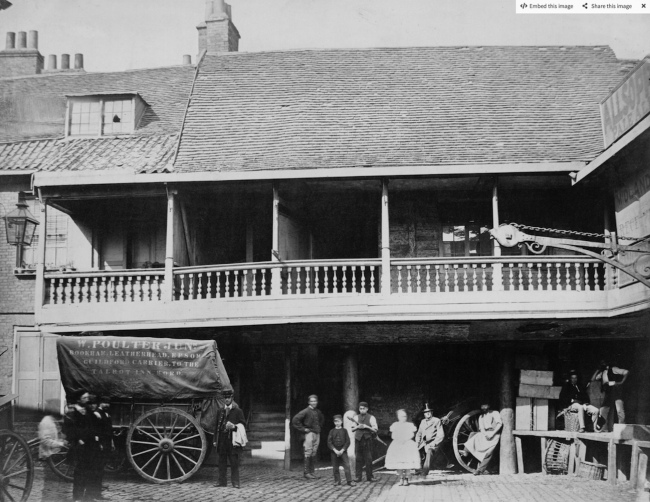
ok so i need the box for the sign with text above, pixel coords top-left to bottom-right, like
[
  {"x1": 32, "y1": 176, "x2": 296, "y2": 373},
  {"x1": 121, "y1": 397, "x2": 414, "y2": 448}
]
[
  {"x1": 601, "y1": 59, "x2": 650, "y2": 148},
  {"x1": 57, "y1": 336, "x2": 230, "y2": 401}
]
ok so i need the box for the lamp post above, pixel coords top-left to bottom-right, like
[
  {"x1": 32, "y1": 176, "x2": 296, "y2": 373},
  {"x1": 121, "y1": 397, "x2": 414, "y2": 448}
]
[{"x1": 3, "y1": 201, "x2": 40, "y2": 267}]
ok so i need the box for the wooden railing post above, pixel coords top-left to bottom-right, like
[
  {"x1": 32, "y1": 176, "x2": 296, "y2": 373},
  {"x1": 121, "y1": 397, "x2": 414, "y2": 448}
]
[
  {"x1": 163, "y1": 189, "x2": 176, "y2": 301},
  {"x1": 492, "y1": 178, "x2": 504, "y2": 291},
  {"x1": 381, "y1": 179, "x2": 391, "y2": 294},
  {"x1": 34, "y1": 198, "x2": 47, "y2": 310}
]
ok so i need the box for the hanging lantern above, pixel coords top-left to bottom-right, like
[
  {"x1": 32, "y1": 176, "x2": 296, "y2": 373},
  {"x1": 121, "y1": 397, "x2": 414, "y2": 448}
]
[{"x1": 3, "y1": 201, "x2": 40, "y2": 246}]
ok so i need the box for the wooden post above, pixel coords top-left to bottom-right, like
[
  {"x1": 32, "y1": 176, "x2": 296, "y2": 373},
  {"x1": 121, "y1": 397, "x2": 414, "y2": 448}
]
[
  {"x1": 499, "y1": 347, "x2": 517, "y2": 474},
  {"x1": 630, "y1": 441, "x2": 640, "y2": 487},
  {"x1": 284, "y1": 345, "x2": 291, "y2": 470},
  {"x1": 381, "y1": 179, "x2": 391, "y2": 294},
  {"x1": 343, "y1": 348, "x2": 359, "y2": 413},
  {"x1": 540, "y1": 437, "x2": 546, "y2": 473},
  {"x1": 635, "y1": 341, "x2": 650, "y2": 424},
  {"x1": 607, "y1": 438, "x2": 617, "y2": 485},
  {"x1": 637, "y1": 450, "x2": 648, "y2": 491},
  {"x1": 271, "y1": 183, "x2": 281, "y2": 296},
  {"x1": 492, "y1": 178, "x2": 503, "y2": 291},
  {"x1": 515, "y1": 436, "x2": 524, "y2": 474},
  {"x1": 568, "y1": 442, "x2": 576, "y2": 475},
  {"x1": 163, "y1": 190, "x2": 175, "y2": 301},
  {"x1": 34, "y1": 199, "x2": 47, "y2": 311}
]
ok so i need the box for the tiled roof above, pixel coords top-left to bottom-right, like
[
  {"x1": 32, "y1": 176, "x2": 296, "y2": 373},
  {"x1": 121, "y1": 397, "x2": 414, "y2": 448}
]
[
  {"x1": 0, "y1": 135, "x2": 177, "y2": 174},
  {"x1": 174, "y1": 46, "x2": 634, "y2": 173},
  {"x1": 0, "y1": 65, "x2": 195, "y2": 143}
]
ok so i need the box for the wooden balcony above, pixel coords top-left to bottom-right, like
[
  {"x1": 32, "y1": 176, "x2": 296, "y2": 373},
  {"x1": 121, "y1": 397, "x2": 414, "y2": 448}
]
[{"x1": 35, "y1": 254, "x2": 636, "y2": 333}]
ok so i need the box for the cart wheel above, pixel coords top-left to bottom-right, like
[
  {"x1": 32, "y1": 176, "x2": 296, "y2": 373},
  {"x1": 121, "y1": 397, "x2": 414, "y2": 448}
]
[
  {"x1": 46, "y1": 442, "x2": 75, "y2": 482},
  {"x1": 0, "y1": 430, "x2": 34, "y2": 502},
  {"x1": 452, "y1": 410, "x2": 482, "y2": 473},
  {"x1": 127, "y1": 407, "x2": 207, "y2": 484}
]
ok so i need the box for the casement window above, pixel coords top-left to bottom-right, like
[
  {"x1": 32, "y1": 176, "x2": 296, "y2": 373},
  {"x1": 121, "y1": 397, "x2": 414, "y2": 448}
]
[
  {"x1": 442, "y1": 222, "x2": 493, "y2": 257},
  {"x1": 66, "y1": 93, "x2": 146, "y2": 137}
]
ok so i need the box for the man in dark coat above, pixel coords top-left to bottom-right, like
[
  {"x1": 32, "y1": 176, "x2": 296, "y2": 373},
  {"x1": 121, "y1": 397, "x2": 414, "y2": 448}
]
[
  {"x1": 214, "y1": 389, "x2": 246, "y2": 489},
  {"x1": 560, "y1": 371, "x2": 600, "y2": 432},
  {"x1": 86, "y1": 397, "x2": 114, "y2": 500},
  {"x1": 291, "y1": 394, "x2": 325, "y2": 479}
]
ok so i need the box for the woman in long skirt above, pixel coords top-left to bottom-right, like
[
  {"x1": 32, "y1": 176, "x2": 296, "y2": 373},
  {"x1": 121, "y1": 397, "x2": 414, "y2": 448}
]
[{"x1": 385, "y1": 409, "x2": 421, "y2": 486}]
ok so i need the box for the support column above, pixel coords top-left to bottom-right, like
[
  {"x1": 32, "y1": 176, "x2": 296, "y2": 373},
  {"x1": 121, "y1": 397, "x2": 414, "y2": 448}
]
[
  {"x1": 634, "y1": 339, "x2": 650, "y2": 423},
  {"x1": 381, "y1": 179, "x2": 391, "y2": 294},
  {"x1": 284, "y1": 345, "x2": 292, "y2": 470},
  {"x1": 271, "y1": 183, "x2": 281, "y2": 295},
  {"x1": 163, "y1": 189, "x2": 176, "y2": 301},
  {"x1": 492, "y1": 177, "x2": 503, "y2": 291},
  {"x1": 343, "y1": 348, "x2": 359, "y2": 412},
  {"x1": 34, "y1": 199, "x2": 47, "y2": 312},
  {"x1": 499, "y1": 347, "x2": 517, "y2": 474}
]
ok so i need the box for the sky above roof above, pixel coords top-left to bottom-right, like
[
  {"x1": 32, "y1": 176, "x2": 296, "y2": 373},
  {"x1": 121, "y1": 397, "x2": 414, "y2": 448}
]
[{"x1": 1, "y1": 0, "x2": 649, "y2": 72}]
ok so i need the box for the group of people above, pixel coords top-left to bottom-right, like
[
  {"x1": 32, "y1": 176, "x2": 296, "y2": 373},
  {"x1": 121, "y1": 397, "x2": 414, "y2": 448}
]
[
  {"x1": 62, "y1": 392, "x2": 114, "y2": 502},
  {"x1": 559, "y1": 360, "x2": 629, "y2": 433},
  {"x1": 291, "y1": 394, "x2": 503, "y2": 487}
]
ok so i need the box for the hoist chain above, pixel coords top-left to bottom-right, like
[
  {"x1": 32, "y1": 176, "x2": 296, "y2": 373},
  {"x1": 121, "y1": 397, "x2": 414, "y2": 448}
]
[{"x1": 509, "y1": 222, "x2": 646, "y2": 243}]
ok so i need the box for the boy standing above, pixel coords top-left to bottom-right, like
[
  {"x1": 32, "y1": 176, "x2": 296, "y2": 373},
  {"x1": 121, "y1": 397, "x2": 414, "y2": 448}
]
[{"x1": 327, "y1": 415, "x2": 355, "y2": 487}]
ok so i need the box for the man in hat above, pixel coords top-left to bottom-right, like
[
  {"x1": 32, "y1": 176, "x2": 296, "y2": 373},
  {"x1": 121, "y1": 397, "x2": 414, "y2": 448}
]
[
  {"x1": 214, "y1": 389, "x2": 246, "y2": 488},
  {"x1": 351, "y1": 401, "x2": 378, "y2": 482},
  {"x1": 415, "y1": 403, "x2": 445, "y2": 476},
  {"x1": 559, "y1": 371, "x2": 600, "y2": 432},
  {"x1": 292, "y1": 394, "x2": 325, "y2": 479}
]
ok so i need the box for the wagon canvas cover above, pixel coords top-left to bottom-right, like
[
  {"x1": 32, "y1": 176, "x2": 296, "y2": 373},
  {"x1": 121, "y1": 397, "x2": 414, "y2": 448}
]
[{"x1": 57, "y1": 336, "x2": 230, "y2": 401}]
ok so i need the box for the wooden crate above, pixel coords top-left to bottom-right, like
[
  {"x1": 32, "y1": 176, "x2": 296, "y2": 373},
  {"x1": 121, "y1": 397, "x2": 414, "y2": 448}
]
[
  {"x1": 519, "y1": 384, "x2": 561, "y2": 400},
  {"x1": 515, "y1": 397, "x2": 549, "y2": 431},
  {"x1": 520, "y1": 370, "x2": 554, "y2": 386}
]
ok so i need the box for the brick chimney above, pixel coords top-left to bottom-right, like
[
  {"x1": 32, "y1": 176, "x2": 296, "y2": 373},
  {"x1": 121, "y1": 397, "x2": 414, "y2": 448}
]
[
  {"x1": 196, "y1": 0, "x2": 240, "y2": 54},
  {"x1": 0, "y1": 30, "x2": 44, "y2": 78}
]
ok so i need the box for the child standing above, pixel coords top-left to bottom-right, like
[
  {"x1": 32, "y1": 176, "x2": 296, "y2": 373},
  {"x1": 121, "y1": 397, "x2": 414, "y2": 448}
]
[
  {"x1": 385, "y1": 409, "x2": 421, "y2": 486},
  {"x1": 327, "y1": 415, "x2": 355, "y2": 487}
]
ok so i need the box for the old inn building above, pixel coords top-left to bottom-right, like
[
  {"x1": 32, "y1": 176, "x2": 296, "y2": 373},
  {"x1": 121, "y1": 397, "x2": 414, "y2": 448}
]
[{"x1": 1, "y1": 0, "x2": 649, "y2": 471}]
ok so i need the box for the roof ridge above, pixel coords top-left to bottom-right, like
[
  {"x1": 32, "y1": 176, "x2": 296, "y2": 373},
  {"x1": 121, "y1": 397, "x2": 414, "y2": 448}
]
[{"x1": 0, "y1": 64, "x2": 196, "y2": 82}]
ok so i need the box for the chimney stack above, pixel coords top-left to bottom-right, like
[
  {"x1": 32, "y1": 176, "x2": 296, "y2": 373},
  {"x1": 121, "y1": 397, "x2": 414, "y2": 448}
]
[
  {"x1": 183, "y1": 54, "x2": 192, "y2": 65},
  {"x1": 16, "y1": 31, "x2": 26, "y2": 49},
  {"x1": 0, "y1": 29, "x2": 44, "y2": 77},
  {"x1": 61, "y1": 53, "x2": 70, "y2": 70},
  {"x1": 6, "y1": 32, "x2": 15, "y2": 50},
  {"x1": 47, "y1": 54, "x2": 57, "y2": 70},
  {"x1": 27, "y1": 30, "x2": 38, "y2": 49},
  {"x1": 74, "y1": 53, "x2": 83, "y2": 70},
  {"x1": 197, "y1": 0, "x2": 240, "y2": 54}
]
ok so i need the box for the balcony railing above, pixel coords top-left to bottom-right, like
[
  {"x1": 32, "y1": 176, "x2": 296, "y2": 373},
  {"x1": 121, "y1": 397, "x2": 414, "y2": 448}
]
[{"x1": 43, "y1": 256, "x2": 606, "y2": 306}]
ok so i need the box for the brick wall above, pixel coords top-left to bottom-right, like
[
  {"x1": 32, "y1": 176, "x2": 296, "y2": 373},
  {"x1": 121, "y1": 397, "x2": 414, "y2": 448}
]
[{"x1": 0, "y1": 177, "x2": 37, "y2": 395}]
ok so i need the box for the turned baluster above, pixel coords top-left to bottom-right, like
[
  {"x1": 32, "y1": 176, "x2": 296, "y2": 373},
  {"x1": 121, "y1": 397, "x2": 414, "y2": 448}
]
[
  {"x1": 575, "y1": 262, "x2": 582, "y2": 292},
  {"x1": 462, "y1": 264, "x2": 469, "y2": 291},
  {"x1": 443, "y1": 265, "x2": 450, "y2": 291},
  {"x1": 370, "y1": 266, "x2": 376, "y2": 293},
  {"x1": 397, "y1": 266, "x2": 403, "y2": 293},
  {"x1": 324, "y1": 266, "x2": 331, "y2": 293},
  {"x1": 341, "y1": 266, "x2": 347, "y2": 293},
  {"x1": 260, "y1": 270, "x2": 267, "y2": 296},
  {"x1": 305, "y1": 266, "x2": 311, "y2": 294},
  {"x1": 415, "y1": 265, "x2": 422, "y2": 293},
  {"x1": 332, "y1": 266, "x2": 338, "y2": 293},
  {"x1": 296, "y1": 267, "x2": 302, "y2": 294},
  {"x1": 564, "y1": 262, "x2": 571, "y2": 290},
  {"x1": 351, "y1": 265, "x2": 357, "y2": 293},
  {"x1": 314, "y1": 266, "x2": 320, "y2": 294}
]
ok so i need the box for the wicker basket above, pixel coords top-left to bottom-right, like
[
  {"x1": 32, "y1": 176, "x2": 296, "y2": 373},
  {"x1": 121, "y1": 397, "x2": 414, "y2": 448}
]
[
  {"x1": 577, "y1": 460, "x2": 606, "y2": 480},
  {"x1": 544, "y1": 439, "x2": 570, "y2": 475},
  {"x1": 560, "y1": 408, "x2": 581, "y2": 432}
]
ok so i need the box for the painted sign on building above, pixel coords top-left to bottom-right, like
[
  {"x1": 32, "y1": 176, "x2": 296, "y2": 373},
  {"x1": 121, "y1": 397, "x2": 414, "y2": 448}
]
[{"x1": 601, "y1": 59, "x2": 650, "y2": 148}]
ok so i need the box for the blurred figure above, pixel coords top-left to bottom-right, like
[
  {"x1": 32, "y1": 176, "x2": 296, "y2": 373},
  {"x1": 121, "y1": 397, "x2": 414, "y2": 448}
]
[
  {"x1": 461, "y1": 402, "x2": 502, "y2": 475},
  {"x1": 591, "y1": 360, "x2": 629, "y2": 431}
]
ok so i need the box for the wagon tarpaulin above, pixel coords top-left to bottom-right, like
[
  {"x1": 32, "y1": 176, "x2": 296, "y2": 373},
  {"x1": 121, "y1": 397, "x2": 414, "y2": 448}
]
[{"x1": 56, "y1": 336, "x2": 231, "y2": 401}]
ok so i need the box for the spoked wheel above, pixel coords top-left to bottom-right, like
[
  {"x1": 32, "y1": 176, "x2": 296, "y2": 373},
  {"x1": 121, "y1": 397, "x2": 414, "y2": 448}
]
[
  {"x1": 0, "y1": 430, "x2": 34, "y2": 502},
  {"x1": 127, "y1": 407, "x2": 206, "y2": 484},
  {"x1": 47, "y1": 442, "x2": 75, "y2": 482},
  {"x1": 452, "y1": 410, "x2": 482, "y2": 473}
]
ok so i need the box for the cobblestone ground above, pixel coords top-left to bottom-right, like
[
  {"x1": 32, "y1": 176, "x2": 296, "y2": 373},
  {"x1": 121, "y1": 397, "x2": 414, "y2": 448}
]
[{"x1": 28, "y1": 463, "x2": 643, "y2": 502}]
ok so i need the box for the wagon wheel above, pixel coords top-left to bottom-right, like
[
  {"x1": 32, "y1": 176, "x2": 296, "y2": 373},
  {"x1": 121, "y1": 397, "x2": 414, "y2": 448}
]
[
  {"x1": 0, "y1": 430, "x2": 34, "y2": 502},
  {"x1": 46, "y1": 441, "x2": 75, "y2": 482},
  {"x1": 452, "y1": 410, "x2": 482, "y2": 473},
  {"x1": 127, "y1": 407, "x2": 206, "y2": 484}
]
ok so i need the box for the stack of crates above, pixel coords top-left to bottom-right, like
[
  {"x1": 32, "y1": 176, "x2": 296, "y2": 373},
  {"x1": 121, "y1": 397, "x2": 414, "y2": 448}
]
[{"x1": 515, "y1": 370, "x2": 561, "y2": 431}]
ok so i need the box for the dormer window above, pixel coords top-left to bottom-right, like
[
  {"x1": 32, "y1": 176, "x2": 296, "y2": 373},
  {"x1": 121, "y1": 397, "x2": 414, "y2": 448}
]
[{"x1": 66, "y1": 93, "x2": 147, "y2": 137}]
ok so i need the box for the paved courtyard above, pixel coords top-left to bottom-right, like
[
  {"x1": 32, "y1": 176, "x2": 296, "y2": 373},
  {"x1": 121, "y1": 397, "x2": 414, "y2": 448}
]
[{"x1": 28, "y1": 463, "x2": 645, "y2": 502}]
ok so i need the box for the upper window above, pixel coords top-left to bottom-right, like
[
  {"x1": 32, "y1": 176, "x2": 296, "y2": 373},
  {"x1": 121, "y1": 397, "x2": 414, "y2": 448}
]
[
  {"x1": 66, "y1": 93, "x2": 146, "y2": 137},
  {"x1": 19, "y1": 198, "x2": 71, "y2": 270}
]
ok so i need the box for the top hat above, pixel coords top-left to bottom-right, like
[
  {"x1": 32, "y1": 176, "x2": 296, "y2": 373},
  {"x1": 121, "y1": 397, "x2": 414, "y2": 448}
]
[{"x1": 423, "y1": 403, "x2": 433, "y2": 413}]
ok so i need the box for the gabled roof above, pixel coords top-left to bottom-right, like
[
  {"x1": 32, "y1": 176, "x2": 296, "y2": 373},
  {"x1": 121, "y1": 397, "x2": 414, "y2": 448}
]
[
  {"x1": 174, "y1": 46, "x2": 635, "y2": 173},
  {"x1": 0, "y1": 65, "x2": 195, "y2": 144}
]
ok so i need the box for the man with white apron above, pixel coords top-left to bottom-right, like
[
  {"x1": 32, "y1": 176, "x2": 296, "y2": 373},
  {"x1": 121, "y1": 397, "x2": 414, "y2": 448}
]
[{"x1": 461, "y1": 402, "x2": 502, "y2": 475}]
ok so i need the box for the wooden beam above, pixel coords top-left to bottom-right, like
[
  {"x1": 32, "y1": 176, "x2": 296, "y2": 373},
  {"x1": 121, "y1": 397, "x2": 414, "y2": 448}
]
[
  {"x1": 271, "y1": 183, "x2": 281, "y2": 296},
  {"x1": 284, "y1": 345, "x2": 291, "y2": 471},
  {"x1": 540, "y1": 437, "x2": 547, "y2": 474},
  {"x1": 34, "y1": 199, "x2": 47, "y2": 311},
  {"x1": 515, "y1": 436, "x2": 524, "y2": 474},
  {"x1": 608, "y1": 438, "x2": 617, "y2": 485},
  {"x1": 500, "y1": 348, "x2": 517, "y2": 475},
  {"x1": 630, "y1": 441, "x2": 640, "y2": 487},
  {"x1": 381, "y1": 179, "x2": 390, "y2": 294},
  {"x1": 343, "y1": 348, "x2": 359, "y2": 413},
  {"x1": 163, "y1": 190, "x2": 175, "y2": 301},
  {"x1": 568, "y1": 441, "x2": 576, "y2": 475},
  {"x1": 637, "y1": 450, "x2": 648, "y2": 491}
]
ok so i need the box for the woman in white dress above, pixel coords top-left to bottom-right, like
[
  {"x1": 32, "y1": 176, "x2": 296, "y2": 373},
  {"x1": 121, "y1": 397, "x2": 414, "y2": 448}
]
[{"x1": 385, "y1": 409, "x2": 421, "y2": 486}]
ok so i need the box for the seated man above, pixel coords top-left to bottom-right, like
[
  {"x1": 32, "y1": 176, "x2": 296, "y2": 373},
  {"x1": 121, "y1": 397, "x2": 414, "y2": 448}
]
[
  {"x1": 415, "y1": 403, "x2": 445, "y2": 476},
  {"x1": 461, "y1": 402, "x2": 502, "y2": 475},
  {"x1": 560, "y1": 370, "x2": 600, "y2": 432}
]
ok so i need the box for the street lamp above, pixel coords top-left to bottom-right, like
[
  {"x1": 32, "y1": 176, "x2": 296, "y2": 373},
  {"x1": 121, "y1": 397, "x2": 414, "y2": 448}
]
[{"x1": 3, "y1": 201, "x2": 40, "y2": 247}]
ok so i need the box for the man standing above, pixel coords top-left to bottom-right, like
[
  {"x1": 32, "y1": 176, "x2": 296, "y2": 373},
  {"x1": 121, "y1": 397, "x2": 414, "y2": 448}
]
[
  {"x1": 461, "y1": 402, "x2": 502, "y2": 475},
  {"x1": 291, "y1": 394, "x2": 325, "y2": 479},
  {"x1": 559, "y1": 371, "x2": 600, "y2": 432},
  {"x1": 591, "y1": 360, "x2": 629, "y2": 430},
  {"x1": 351, "y1": 401, "x2": 378, "y2": 482},
  {"x1": 214, "y1": 389, "x2": 246, "y2": 488},
  {"x1": 415, "y1": 403, "x2": 445, "y2": 476}
]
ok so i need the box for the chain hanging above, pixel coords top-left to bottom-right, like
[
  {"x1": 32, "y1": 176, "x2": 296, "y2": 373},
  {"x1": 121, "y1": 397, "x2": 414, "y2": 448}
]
[{"x1": 508, "y1": 222, "x2": 647, "y2": 243}]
